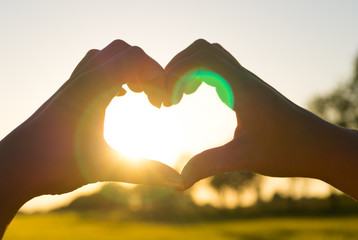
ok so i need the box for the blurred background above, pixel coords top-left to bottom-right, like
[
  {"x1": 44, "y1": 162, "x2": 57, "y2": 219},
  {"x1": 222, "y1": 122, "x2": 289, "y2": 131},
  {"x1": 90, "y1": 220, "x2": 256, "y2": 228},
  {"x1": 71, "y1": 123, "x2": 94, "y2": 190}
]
[{"x1": 1, "y1": 0, "x2": 358, "y2": 239}]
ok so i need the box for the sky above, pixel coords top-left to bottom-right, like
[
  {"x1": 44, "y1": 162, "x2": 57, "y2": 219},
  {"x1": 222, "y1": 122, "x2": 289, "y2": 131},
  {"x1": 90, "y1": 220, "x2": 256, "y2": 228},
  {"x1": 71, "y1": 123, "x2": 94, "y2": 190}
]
[{"x1": 1, "y1": 0, "x2": 358, "y2": 212}]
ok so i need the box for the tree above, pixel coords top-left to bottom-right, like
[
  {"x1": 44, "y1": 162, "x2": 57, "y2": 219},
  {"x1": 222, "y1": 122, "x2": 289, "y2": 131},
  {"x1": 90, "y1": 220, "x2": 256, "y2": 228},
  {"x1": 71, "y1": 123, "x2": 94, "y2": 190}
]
[
  {"x1": 209, "y1": 172, "x2": 262, "y2": 205},
  {"x1": 210, "y1": 172, "x2": 257, "y2": 191},
  {"x1": 310, "y1": 55, "x2": 358, "y2": 128}
]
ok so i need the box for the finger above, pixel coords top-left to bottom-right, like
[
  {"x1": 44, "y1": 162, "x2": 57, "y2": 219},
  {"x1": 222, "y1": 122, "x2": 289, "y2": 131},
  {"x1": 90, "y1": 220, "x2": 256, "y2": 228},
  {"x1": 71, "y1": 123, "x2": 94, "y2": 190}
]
[
  {"x1": 164, "y1": 48, "x2": 242, "y2": 107},
  {"x1": 120, "y1": 47, "x2": 165, "y2": 108},
  {"x1": 181, "y1": 140, "x2": 242, "y2": 190},
  {"x1": 80, "y1": 39, "x2": 131, "y2": 74},
  {"x1": 124, "y1": 49, "x2": 165, "y2": 107},
  {"x1": 139, "y1": 58, "x2": 165, "y2": 108},
  {"x1": 99, "y1": 46, "x2": 165, "y2": 108},
  {"x1": 126, "y1": 75, "x2": 143, "y2": 93},
  {"x1": 108, "y1": 159, "x2": 184, "y2": 190},
  {"x1": 163, "y1": 40, "x2": 211, "y2": 105},
  {"x1": 117, "y1": 87, "x2": 127, "y2": 97},
  {"x1": 165, "y1": 39, "x2": 239, "y2": 73},
  {"x1": 141, "y1": 74, "x2": 165, "y2": 108},
  {"x1": 72, "y1": 41, "x2": 164, "y2": 108},
  {"x1": 183, "y1": 77, "x2": 202, "y2": 94},
  {"x1": 164, "y1": 39, "x2": 245, "y2": 107},
  {"x1": 61, "y1": 46, "x2": 165, "y2": 109},
  {"x1": 163, "y1": 70, "x2": 203, "y2": 106},
  {"x1": 93, "y1": 149, "x2": 184, "y2": 190},
  {"x1": 165, "y1": 39, "x2": 212, "y2": 71}
]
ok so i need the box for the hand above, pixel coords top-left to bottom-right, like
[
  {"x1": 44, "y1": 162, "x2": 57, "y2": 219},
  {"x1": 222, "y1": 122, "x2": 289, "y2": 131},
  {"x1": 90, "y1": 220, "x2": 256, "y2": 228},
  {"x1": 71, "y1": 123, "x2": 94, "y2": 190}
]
[
  {"x1": 165, "y1": 39, "x2": 358, "y2": 197},
  {"x1": 0, "y1": 40, "x2": 182, "y2": 201}
]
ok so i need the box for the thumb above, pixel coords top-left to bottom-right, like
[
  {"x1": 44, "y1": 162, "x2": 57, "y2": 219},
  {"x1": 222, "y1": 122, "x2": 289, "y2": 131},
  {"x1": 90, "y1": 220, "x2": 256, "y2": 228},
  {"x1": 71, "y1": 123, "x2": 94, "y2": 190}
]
[{"x1": 181, "y1": 140, "x2": 241, "y2": 190}]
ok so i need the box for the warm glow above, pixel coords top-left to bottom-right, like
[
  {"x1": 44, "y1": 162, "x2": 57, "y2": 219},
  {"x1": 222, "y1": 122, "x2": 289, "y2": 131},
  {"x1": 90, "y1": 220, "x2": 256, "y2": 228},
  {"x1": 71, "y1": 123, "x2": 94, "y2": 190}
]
[{"x1": 104, "y1": 84, "x2": 237, "y2": 168}]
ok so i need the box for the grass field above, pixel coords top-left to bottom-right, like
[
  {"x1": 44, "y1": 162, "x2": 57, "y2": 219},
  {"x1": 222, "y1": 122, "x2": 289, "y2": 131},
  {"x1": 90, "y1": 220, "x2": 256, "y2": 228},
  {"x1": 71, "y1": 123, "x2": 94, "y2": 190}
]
[{"x1": 4, "y1": 213, "x2": 358, "y2": 240}]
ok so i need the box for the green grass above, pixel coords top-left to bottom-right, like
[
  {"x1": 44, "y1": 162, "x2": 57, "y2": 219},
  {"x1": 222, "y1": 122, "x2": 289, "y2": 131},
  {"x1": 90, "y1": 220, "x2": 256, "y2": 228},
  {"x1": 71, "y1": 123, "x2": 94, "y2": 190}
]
[{"x1": 4, "y1": 213, "x2": 358, "y2": 240}]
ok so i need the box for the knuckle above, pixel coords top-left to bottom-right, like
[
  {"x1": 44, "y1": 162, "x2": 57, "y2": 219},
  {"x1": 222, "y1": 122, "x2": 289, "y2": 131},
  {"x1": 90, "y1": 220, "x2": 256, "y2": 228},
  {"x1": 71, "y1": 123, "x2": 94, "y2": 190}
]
[
  {"x1": 109, "y1": 39, "x2": 130, "y2": 48},
  {"x1": 129, "y1": 45, "x2": 145, "y2": 56},
  {"x1": 212, "y1": 43, "x2": 223, "y2": 49},
  {"x1": 87, "y1": 49, "x2": 99, "y2": 55},
  {"x1": 193, "y1": 38, "x2": 210, "y2": 46},
  {"x1": 190, "y1": 39, "x2": 211, "y2": 51}
]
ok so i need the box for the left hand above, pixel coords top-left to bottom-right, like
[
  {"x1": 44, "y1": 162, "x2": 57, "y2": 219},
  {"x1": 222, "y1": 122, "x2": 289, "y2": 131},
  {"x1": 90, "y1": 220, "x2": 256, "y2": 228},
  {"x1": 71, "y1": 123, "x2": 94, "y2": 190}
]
[{"x1": 0, "y1": 40, "x2": 182, "y2": 202}]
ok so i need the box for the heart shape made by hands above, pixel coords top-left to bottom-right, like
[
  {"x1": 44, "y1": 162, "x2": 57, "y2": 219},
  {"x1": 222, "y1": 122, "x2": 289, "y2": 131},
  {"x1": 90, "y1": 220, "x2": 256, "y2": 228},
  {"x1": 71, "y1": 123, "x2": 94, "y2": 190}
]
[{"x1": 104, "y1": 81, "x2": 237, "y2": 172}]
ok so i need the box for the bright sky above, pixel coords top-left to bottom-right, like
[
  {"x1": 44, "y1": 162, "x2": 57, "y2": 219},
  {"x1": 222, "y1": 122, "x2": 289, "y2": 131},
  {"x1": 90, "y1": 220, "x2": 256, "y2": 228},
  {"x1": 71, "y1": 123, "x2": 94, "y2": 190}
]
[{"x1": 1, "y1": 0, "x2": 358, "y2": 212}]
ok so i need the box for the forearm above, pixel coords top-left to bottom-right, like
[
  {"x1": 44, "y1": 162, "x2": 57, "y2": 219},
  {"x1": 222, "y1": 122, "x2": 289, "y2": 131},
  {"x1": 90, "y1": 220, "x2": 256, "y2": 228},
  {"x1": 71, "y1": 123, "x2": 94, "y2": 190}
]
[
  {"x1": 320, "y1": 126, "x2": 358, "y2": 200},
  {"x1": 0, "y1": 134, "x2": 32, "y2": 239},
  {"x1": 303, "y1": 110, "x2": 358, "y2": 200},
  {"x1": 0, "y1": 185, "x2": 27, "y2": 239}
]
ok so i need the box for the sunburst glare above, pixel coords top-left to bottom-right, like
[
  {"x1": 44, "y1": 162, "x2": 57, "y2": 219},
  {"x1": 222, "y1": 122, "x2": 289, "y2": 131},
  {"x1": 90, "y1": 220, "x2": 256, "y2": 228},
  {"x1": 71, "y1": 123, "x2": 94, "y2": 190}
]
[{"x1": 104, "y1": 84, "x2": 237, "y2": 168}]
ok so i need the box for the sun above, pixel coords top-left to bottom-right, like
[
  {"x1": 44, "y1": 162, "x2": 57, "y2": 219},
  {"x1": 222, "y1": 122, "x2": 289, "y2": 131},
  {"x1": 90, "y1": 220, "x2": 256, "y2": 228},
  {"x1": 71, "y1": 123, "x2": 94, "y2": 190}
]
[
  {"x1": 104, "y1": 85, "x2": 184, "y2": 167},
  {"x1": 104, "y1": 84, "x2": 237, "y2": 168}
]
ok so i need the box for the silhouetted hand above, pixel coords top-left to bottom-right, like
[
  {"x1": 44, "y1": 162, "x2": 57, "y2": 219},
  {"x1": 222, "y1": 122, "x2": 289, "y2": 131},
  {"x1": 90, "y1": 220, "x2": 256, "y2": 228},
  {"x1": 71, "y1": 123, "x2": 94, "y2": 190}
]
[
  {"x1": 0, "y1": 40, "x2": 183, "y2": 235},
  {"x1": 165, "y1": 39, "x2": 358, "y2": 200}
]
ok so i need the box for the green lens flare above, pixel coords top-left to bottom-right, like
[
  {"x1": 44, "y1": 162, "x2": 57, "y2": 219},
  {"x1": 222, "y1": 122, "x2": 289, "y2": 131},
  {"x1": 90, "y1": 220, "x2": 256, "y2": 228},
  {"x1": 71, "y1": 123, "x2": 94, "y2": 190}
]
[{"x1": 172, "y1": 69, "x2": 234, "y2": 109}]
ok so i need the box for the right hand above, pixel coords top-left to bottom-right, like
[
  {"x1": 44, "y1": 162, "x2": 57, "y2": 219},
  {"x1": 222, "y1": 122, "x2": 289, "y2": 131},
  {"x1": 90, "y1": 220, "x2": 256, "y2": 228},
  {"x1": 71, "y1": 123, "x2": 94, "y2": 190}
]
[{"x1": 164, "y1": 39, "x2": 336, "y2": 189}]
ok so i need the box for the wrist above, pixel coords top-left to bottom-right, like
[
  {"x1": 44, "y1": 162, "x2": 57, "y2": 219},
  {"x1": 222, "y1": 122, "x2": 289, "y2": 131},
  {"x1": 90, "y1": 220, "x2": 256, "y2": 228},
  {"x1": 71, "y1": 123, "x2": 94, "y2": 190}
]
[
  {"x1": 319, "y1": 126, "x2": 358, "y2": 199},
  {"x1": 0, "y1": 132, "x2": 35, "y2": 236},
  {"x1": 300, "y1": 110, "x2": 358, "y2": 199}
]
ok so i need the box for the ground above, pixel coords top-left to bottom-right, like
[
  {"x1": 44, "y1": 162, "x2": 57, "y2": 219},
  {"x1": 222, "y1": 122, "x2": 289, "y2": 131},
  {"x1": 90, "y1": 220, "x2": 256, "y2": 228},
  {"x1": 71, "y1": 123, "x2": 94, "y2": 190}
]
[{"x1": 4, "y1": 213, "x2": 358, "y2": 240}]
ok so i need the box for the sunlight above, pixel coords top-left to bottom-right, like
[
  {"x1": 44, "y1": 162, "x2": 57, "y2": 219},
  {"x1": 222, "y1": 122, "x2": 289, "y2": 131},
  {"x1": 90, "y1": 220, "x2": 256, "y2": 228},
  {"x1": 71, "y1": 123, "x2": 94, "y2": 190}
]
[{"x1": 104, "y1": 84, "x2": 237, "y2": 168}]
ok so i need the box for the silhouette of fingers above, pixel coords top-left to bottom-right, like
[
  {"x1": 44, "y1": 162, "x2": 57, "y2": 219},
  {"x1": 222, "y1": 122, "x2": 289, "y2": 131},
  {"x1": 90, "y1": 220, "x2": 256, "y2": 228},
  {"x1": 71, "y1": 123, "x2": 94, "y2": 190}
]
[
  {"x1": 164, "y1": 39, "x2": 249, "y2": 107},
  {"x1": 87, "y1": 148, "x2": 183, "y2": 190},
  {"x1": 165, "y1": 39, "x2": 240, "y2": 73},
  {"x1": 111, "y1": 159, "x2": 183, "y2": 190},
  {"x1": 82, "y1": 40, "x2": 164, "y2": 108},
  {"x1": 165, "y1": 39, "x2": 212, "y2": 71},
  {"x1": 164, "y1": 48, "x2": 241, "y2": 107},
  {"x1": 83, "y1": 42, "x2": 165, "y2": 108},
  {"x1": 127, "y1": 52, "x2": 165, "y2": 108},
  {"x1": 59, "y1": 45, "x2": 165, "y2": 110},
  {"x1": 116, "y1": 87, "x2": 127, "y2": 96},
  {"x1": 79, "y1": 40, "x2": 131, "y2": 74},
  {"x1": 181, "y1": 140, "x2": 245, "y2": 190}
]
